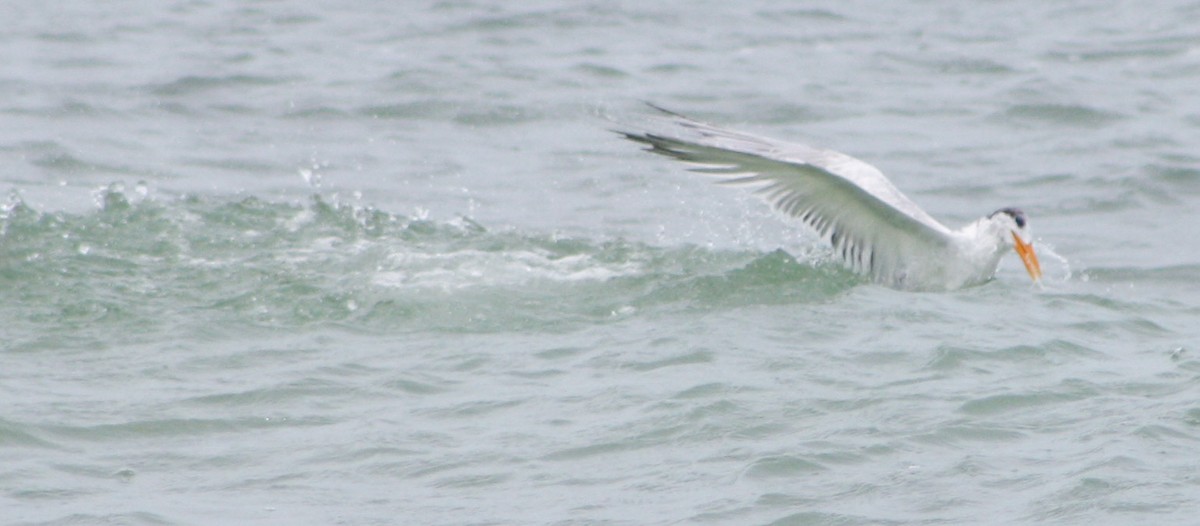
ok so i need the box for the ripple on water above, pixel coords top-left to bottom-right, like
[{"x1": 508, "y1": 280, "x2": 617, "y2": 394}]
[
  {"x1": 958, "y1": 387, "x2": 1094, "y2": 417},
  {"x1": 997, "y1": 103, "x2": 1125, "y2": 127},
  {"x1": 0, "y1": 418, "x2": 64, "y2": 451},
  {"x1": 742, "y1": 454, "x2": 829, "y2": 479}
]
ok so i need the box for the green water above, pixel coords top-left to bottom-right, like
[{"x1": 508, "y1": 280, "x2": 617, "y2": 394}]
[
  {"x1": 4, "y1": 188, "x2": 1198, "y2": 525},
  {"x1": 5, "y1": 1, "x2": 1200, "y2": 524}
]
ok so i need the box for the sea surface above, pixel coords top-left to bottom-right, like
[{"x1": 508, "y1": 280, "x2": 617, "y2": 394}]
[{"x1": 4, "y1": 2, "x2": 1200, "y2": 525}]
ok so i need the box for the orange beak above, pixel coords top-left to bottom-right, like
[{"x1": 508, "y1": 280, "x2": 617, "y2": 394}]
[{"x1": 1011, "y1": 232, "x2": 1043, "y2": 283}]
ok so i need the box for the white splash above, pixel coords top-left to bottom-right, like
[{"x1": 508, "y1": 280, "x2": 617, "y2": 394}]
[
  {"x1": 372, "y1": 248, "x2": 642, "y2": 290},
  {"x1": 1036, "y1": 239, "x2": 1072, "y2": 283}
]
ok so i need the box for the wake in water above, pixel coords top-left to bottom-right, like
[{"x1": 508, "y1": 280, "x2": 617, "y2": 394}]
[{"x1": 0, "y1": 186, "x2": 857, "y2": 348}]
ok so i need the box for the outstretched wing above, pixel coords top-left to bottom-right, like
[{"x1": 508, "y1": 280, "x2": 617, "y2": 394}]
[{"x1": 620, "y1": 107, "x2": 955, "y2": 281}]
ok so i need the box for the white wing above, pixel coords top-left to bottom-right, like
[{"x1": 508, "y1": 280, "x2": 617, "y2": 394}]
[{"x1": 621, "y1": 107, "x2": 956, "y2": 283}]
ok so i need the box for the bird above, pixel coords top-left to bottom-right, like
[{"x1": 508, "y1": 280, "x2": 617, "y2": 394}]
[{"x1": 618, "y1": 105, "x2": 1043, "y2": 292}]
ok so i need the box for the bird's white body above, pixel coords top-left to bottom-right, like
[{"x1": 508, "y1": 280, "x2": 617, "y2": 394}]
[{"x1": 621, "y1": 106, "x2": 1042, "y2": 291}]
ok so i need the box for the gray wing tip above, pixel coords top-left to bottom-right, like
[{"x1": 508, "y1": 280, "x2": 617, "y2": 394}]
[
  {"x1": 617, "y1": 130, "x2": 717, "y2": 165},
  {"x1": 641, "y1": 101, "x2": 688, "y2": 119},
  {"x1": 612, "y1": 128, "x2": 659, "y2": 150},
  {"x1": 615, "y1": 103, "x2": 724, "y2": 162}
]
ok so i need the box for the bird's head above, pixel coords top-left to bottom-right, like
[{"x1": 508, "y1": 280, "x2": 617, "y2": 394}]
[{"x1": 988, "y1": 208, "x2": 1042, "y2": 283}]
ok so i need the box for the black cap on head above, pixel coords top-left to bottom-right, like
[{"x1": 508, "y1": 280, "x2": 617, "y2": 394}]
[{"x1": 989, "y1": 207, "x2": 1027, "y2": 229}]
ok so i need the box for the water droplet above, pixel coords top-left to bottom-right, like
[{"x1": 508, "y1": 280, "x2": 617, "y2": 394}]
[{"x1": 611, "y1": 305, "x2": 636, "y2": 317}]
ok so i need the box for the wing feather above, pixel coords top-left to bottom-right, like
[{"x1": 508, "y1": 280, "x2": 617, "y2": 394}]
[{"x1": 620, "y1": 109, "x2": 956, "y2": 284}]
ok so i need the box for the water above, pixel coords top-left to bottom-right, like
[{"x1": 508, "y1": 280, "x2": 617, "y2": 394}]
[{"x1": 3, "y1": 2, "x2": 1200, "y2": 524}]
